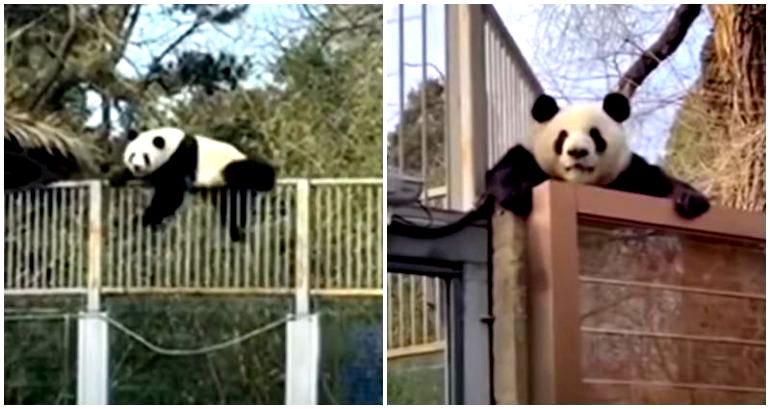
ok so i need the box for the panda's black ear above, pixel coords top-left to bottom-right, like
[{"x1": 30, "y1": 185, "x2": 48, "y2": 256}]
[
  {"x1": 126, "y1": 129, "x2": 138, "y2": 141},
  {"x1": 531, "y1": 94, "x2": 559, "y2": 123},
  {"x1": 603, "y1": 93, "x2": 630, "y2": 123}
]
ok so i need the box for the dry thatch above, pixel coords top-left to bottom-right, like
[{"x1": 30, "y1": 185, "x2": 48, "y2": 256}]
[
  {"x1": 666, "y1": 5, "x2": 765, "y2": 212},
  {"x1": 5, "y1": 109, "x2": 102, "y2": 188}
]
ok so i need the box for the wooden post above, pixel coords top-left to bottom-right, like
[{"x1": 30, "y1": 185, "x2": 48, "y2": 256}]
[
  {"x1": 527, "y1": 182, "x2": 582, "y2": 404},
  {"x1": 446, "y1": 5, "x2": 488, "y2": 211},
  {"x1": 491, "y1": 206, "x2": 530, "y2": 403}
]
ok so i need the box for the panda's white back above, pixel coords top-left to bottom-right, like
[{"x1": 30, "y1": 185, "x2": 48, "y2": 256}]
[{"x1": 193, "y1": 135, "x2": 247, "y2": 187}]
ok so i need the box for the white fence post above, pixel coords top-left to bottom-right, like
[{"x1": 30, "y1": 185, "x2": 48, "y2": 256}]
[
  {"x1": 77, "y1": 180, "x2": 109, "y2": 405},
  {"x1": 294, "y1": 179, "x2": 310, "y2": 314},
  {"x1": 285, "y1": 179, "x2": 319, "y2": 404}
]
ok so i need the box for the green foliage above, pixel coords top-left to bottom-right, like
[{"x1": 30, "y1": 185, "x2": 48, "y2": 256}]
[
  {"x1": 388, "y1": 79, "x2": 445, "y2": 187},
  {"x1": 164, "y1": 5, "x2": 383, "y2": 177}
]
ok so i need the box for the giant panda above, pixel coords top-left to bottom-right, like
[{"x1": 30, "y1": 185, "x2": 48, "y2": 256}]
[
  {"x1": 390, "y1": 92, "x2": 710, "y2": 238},
  {"x1": 111, "y1": 127, "x2": 276, "y2": 241}
]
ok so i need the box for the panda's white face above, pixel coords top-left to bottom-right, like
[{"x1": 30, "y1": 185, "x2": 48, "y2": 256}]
[
  {"x1": 531, "y1": 94, "x2": 632, "y2": 185},
  {"x1": 123, "y1": 127, "x2": 186, "y2": 177}
]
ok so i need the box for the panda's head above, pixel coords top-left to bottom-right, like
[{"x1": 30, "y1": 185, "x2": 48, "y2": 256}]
[
  {"x1": 123, "y1": 127, "x2": 186, "y2": 177},
  {"x1": 530, "y1": 93, "x2": 632, "y2": 185}
]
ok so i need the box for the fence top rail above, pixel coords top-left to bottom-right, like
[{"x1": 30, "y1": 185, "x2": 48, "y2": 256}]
[
  {"x1": 480, "y1": 4, "x2": 544, "y2": 95},
  {"x1": 12, "y1": 177, "x2": 382, "y2": 190},
  {"x1": 546, "y1": 181, "x2": 765, "y2": 241}
]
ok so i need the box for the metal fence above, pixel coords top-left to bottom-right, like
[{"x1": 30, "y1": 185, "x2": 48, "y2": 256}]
[
  {"x1": 4, "y1": 178, "x2": 382, "y2": 297},
  {"x1": 387, "y1": 4, "x2": 542, "y2": 358},
  {"x1": 481, "y1": 4, "x2": 543, "y2": 165}
]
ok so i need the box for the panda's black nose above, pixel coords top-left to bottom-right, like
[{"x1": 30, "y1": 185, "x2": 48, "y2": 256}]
[{"x1": 567, "y1": 148, "x2": 588, "y2": 158}]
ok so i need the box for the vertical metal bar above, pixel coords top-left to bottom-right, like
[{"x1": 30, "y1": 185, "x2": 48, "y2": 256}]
[
  {"x1": 42, "y1": 189, "x2": 51, "y2": 288},
  {"x1": 264, "y1": 189, "x2": 272, "y2": 287},
  {"x1": 21, "y1": 189, "x2": 30, "y2": 289},
  {"x1": 68, "y1": 189, "x2": 76, "y2": 288},
  {"x1": 335, "y1": 186, "x2": 342, "y2": 288},
  {"x1": 313, "y1": 186, "x2": 321, "y2": 288},
  {"x1": 421, "y1": 4, "x2": 429, "y2": 200},
  {"x1": 422, "y1": 276, "x2": 429, "y2": 343},
  {"x1": 398, "y1": 3, "x2": 405, "y2": 173},
  {"x1": 324, "y1": 187, "x2": 332, "y2": 288},
  {"x1": 87, "y1": 181, "x2": 103, "y2": 311},
  {"x1": 184, "y1": 196, "x2": 193, "y2": 288},
  {"x1": 234, "y1": 191, "x2": 242, "y2": 288},
  {"x1": 126, "y1": 188, "x2": 135, "y2": 288},
  {"x1": 410, "y1": 275, "x2": 417, "y2": 346},
  {"x1": 398, "y1": 273, "x2": 404, "y2": 347},
  {"x1": 286, "y1": 186, "x2": 294, "y2": 287},
  {"x1": 253, "y1": 193, "x2": 262, "y2": 288},
  {"x1": 205, "y1": 191, "x2": 213, "y2": 288},
  {"x1": 7, "y1": 194, "x2": 15, "y2": 288},
  {"x1": 365, "y1": 186, "x2": 373, "y2": 288},
  {"x1": 116, "y1": 188, "x2": 124, "y2": 288},
  {"x1": 7, "y1": 194, "x2": 14, "y2": 288},
  {"x1": 376, "y1": 187, "x2": 382, "y2": 287},
  {"x1": 272, "y1": 189, "x2": 280, "y2": 287},
  {"x1": 294, "y1": 179, "x2": 310, "y2": 314},
  {"x1": 224, "y1": 190, "x2": 232, "y2": 288},
  {"x1": 345, "y1": 186, "x2": 352, "y2": 288},
  {"x1": 447, "y1": 277, "x2": 464, "y2": 405}
]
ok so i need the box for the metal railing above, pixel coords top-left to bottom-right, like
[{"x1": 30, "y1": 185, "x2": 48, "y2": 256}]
[
  {"x1": 481, "y1": 4, "x2": 543, "y2": 165},
  {"x1": 4, "y1": 178, "x2": 382, "y2": 297},
  {"x1": 388, "y1": 4, "x2": 542, "y2": 358}
]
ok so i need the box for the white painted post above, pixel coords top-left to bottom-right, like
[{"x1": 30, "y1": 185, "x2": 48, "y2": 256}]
[
  {"x1": 77, "y1": 311, "x2": 109, "y2": 404},
  {"x1": 285, "y1": 179, "x2": 319, "y2": 404},
  {"x1": 294, "y1": 179, "x2": 310, "y2": 314},
  {"x1": 77, "y1": 180, "x2": 109, "y2": 404},
  {"x1": 285, "y1": 313, "x2": 321, "y2": 404}
]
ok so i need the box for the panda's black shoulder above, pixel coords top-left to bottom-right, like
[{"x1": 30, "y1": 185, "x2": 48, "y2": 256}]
[{"x1": 605, "y1": 153, "x2": 673, "y2": 197}]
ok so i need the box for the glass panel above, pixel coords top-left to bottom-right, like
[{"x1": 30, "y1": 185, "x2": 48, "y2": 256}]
[
  {"x1": 578, "y1": 221, "x2": 765, "y2": 404},
  {"x1": 387, "y1": 272, "x2": 447, "y2": 404},
  {"x1": 312, "y1": 297, "x2": 383, "y2": 404},
  {"x1": 106, "y1": 295, "x2": 291, "y2": 404},
  {"x1": 4, "y1": 296, "x2": 82, "y2": 404},
  {"x1": 388, "y1": 350, "x2": 446, "y2": 404}
]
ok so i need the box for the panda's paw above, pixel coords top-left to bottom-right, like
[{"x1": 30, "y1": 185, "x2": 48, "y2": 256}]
[
  {"x1": 674, "y1": 189, "x2": 710, "y2": 219},
  {"x1": 229, "y1": 227, "x2": 245, "y2": 242},
  {"x1": 499, "y1": 185, "x2": 534, "y2": 217},
  {"x1": 141, "y1": 212, "x2": 164, "y2": 229}
]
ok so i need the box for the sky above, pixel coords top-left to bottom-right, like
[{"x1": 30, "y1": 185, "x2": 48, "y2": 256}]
[
  {"x1": 86, "y1": 4, "x2": 308, "y2": 128},
  {"x1": 384, "y1": 5, "x2": 712, "y2": 164}
]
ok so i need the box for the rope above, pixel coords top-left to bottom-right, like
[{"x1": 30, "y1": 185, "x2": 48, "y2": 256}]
[{"x1": 5, "y1": 311, "x2": 316, "y2": 356}]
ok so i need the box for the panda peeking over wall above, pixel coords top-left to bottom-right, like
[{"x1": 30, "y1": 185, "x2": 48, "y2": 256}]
[
  {"x1": 111, "y1": 127, "x2": 276, "y2": 241},
  {"x1": 391, "y1": 92, "x2": 710, "y2": 238}
]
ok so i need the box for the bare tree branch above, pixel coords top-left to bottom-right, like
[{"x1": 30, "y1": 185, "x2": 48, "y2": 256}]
[
  {"x1": 616, "y1": 5, "x2": 702, "y2": 98},
  {"x1": 29, "y1": 5, "x2": 78, "y2": 111}
]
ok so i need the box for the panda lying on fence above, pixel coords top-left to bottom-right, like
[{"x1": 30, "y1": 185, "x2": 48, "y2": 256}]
[
  {"x1": 390, "y1": 92, "x2": 710, "y2": 238},
  {"x1": 111, "y1": 127, "x2": 276, "y2": 241}
]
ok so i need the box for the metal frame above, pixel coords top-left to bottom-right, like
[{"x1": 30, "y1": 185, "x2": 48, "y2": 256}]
[
  {"x1": 523, "y1": 181, "x2": 766, "y2": 404},
  {"x1": 387, "y1": 205, "x2": 492, "y2": 404}
]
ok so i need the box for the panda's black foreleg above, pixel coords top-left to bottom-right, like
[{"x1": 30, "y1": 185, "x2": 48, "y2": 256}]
[
  {"x1": 486, "y1": 145, "x2": 550, "y2": 216},
  {"x1": 607, "y1": 154, "x2": 710, "y2": 219},
  {"x1": 218, "y1": 188, "x2": 250, "y2": 241},
  {"x1": 222, "y1": 159, "x2": 276, "y2": 191},
  {"x1": 143, "y1": 186, "x2": 187, "y2": 228}
]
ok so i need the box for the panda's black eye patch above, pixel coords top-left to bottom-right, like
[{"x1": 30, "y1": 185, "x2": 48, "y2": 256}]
[
  {"x1": 152, "y1": 136, "x2": 165, "y2": 149},
  {"x1": 554, "y1": 130, "x2": 568, "y2": 155},
  {"x1": 143, "y1": 154, "x2": 150, "y2": 166},
  {"x1": 589, "y1": 127, "x2": 607, "y2": 153}
]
